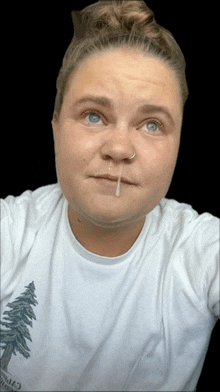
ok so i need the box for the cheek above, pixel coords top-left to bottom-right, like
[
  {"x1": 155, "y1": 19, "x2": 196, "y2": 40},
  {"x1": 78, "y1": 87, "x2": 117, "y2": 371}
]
[
  {"x1": 54, "y1": 127, "x2": 84, "y2": 185},
  {"x1": 54, "y1": 123, "x2": 101, "y2": 198},
  {"x1": 140, "y1": 138, "x2": 179, "y2": 186},
  {"x1": 55, "y1": 124, "x2": 93, "y2": 167}
]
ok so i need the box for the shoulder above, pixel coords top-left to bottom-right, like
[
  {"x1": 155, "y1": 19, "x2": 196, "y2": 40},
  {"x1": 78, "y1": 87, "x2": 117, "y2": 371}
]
[
  {"x1": 157, "y1": 198, "x2": 219, "y2": 268},
  {"x1": 158, "y1": 199, "x2": 219, "y2": 317},
  {"x1": 158, "y1": 198, "x2": 219, "y2": 240},
  {"x1": 1, "y1": 183, "x2": 63, "y2": 226},
  {"x1": 1, "y1": 184, "x2": 64, "y2": 278}
]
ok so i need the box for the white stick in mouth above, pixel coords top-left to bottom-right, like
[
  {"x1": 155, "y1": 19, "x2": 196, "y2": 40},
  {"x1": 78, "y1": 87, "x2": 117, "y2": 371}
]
[{"x1": 116, "y1": 164, "x2": 123, "y2": 197}]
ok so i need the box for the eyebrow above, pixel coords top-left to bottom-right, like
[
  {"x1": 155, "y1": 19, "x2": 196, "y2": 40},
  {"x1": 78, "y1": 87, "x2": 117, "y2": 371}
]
[
  {"x1": 73, "y1": 95, "x2": 113, "y2": 109},
  {"x1": 73, "y1": 95, "x2": 175, "y2": 125},
  {"x1": 137, "y1": 104, "x2": 175, "y2": 126}
]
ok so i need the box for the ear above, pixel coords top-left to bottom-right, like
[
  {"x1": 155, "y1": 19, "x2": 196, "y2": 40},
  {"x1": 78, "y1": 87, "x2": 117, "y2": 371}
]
[
  {"x1": 51, "y1": 113, "x2": 59, "y2": 143},
  {"x1": 52, "y1": 111, "x2": 59, "y2": 122}
]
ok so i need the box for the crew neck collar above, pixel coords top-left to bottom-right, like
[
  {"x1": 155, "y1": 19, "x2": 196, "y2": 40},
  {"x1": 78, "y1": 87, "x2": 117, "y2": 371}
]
[{"x1": 63, "y1": 199, "x2": 149, "y2": 265}]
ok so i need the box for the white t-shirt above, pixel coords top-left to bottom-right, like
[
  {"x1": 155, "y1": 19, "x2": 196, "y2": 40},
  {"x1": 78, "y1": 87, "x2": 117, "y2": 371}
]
[{"x1": 0, "y1": 184, "x2": 219, "y2": 392}]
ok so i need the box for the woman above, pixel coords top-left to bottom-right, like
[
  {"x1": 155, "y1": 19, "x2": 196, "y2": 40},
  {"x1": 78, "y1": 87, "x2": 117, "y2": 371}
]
[{"x1": 1, "y1": 1, "x2": 219, "y2": 391}]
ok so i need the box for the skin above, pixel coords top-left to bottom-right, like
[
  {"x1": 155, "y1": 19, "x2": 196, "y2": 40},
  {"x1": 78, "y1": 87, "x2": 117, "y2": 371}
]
[{"x1": 52, "y1": 48, "x2": 183, "y2": 257}]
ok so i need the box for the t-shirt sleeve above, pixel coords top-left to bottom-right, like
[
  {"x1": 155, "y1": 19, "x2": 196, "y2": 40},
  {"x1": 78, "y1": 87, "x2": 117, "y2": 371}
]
[
  {"x1": 203, "y1": 218, "x2": 220, "y2": 318},
  {"x1": 163, "y1": 200, "x2": 220, "y2": 320},
  {"x1": 0, "y1": 192, "x2": 37, "y2": 302},
  {"x1": 189, "y1": 212, "x2": 220, "y2": 319},
  {"x1": 1, "y1": 185, "x2": 62, "y2": 305}
]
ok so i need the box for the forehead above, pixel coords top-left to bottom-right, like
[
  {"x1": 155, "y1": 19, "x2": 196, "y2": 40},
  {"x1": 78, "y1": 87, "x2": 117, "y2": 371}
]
[{"x1": 65, "y1": 48, "x2": 182, "y2": 113}]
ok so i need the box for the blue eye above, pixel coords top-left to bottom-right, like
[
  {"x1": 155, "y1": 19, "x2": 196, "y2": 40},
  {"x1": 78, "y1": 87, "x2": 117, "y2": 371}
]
[
  {"x1": 143, "y1": 120, "x2": 160, "y2": 133},
  {"x1": 85, "y1": 112, "x2": 102, "y2": 124}
]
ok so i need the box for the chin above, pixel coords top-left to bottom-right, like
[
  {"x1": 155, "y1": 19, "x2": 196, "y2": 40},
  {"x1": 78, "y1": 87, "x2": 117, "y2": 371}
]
[
  {"x1": 86, "y1": 213, "x2": 137, "y2": 229},
  {"x1": 81, "y1": 200, "x2": 146, "y2": 229},
  {"x1": 87, "y1": 207, "x2": 128, "y2": 227}
]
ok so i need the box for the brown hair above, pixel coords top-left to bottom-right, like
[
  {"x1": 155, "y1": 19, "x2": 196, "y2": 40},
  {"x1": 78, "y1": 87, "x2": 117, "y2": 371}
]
[{"x1": 53, "y1": 0, "x2": 188, "y2": 118}]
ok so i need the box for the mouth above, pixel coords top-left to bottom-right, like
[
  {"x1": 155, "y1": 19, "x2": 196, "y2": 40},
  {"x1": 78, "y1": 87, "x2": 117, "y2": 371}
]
[{"x1": 93, "y1": 174, "x2": 135, "y2": 185}]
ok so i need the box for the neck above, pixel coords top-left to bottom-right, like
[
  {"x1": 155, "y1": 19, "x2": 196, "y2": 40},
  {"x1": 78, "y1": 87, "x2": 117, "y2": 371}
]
[{"x1": 68, "y1": 206, "x2": 145, "y2": 257}]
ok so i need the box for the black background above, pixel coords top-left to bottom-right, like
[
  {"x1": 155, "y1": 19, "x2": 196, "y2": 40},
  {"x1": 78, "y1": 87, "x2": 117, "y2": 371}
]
[{"x1": 2, "y1": 1, "x2": 219, "y2": 391}]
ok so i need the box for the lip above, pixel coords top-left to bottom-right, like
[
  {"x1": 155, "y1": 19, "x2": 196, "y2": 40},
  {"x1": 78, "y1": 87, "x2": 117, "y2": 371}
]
[{"x1": 92, "y1": 174, "x2": 135, "y2": 185}]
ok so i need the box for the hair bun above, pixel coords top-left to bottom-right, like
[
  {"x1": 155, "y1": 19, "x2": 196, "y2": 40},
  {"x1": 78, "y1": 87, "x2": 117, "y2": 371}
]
[
  {"x1": 73, "y1": 0, "x2": 160, "y2": 39},
  {"x1": 55, "y1": 0, "x2": 188, "y2": 117}
]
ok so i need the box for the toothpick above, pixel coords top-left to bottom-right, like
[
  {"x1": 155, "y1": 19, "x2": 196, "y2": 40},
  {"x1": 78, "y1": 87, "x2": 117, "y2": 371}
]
[{"x1": 116, "y1": 165, "x2": 123, "y2": 197}]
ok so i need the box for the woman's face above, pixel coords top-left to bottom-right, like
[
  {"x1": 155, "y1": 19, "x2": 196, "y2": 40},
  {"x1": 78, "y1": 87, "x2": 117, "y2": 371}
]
[{"x1": 52, "y1": 49, "x2": 183, "y2": 228}]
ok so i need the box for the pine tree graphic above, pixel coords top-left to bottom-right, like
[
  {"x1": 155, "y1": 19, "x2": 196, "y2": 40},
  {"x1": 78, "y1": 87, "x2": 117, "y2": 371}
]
[{"x1": 0, "y1": 281, "x2": 38, "y2": 372}]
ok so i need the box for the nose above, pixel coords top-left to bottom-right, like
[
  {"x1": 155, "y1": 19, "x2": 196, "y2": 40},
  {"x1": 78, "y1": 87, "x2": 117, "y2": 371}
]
[{"x1": 100, "y1": 126, "x2": 135, "y2": 163}]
